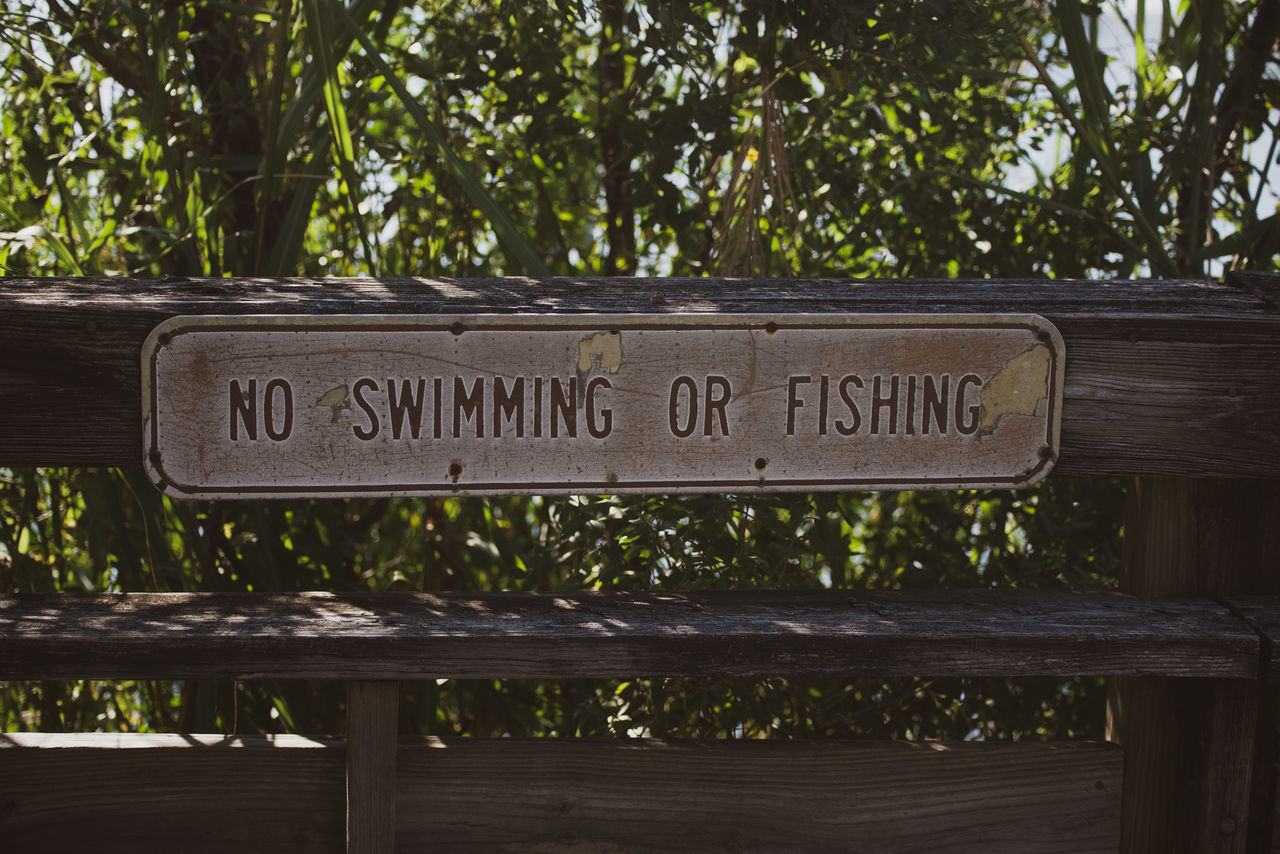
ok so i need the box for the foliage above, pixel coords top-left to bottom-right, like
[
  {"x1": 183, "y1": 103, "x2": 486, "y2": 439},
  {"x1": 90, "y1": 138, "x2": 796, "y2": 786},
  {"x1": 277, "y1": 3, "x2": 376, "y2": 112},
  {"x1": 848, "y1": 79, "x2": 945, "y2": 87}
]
[{"x1": 0, "y1": 0, "x2": 1273, "y2": 738}]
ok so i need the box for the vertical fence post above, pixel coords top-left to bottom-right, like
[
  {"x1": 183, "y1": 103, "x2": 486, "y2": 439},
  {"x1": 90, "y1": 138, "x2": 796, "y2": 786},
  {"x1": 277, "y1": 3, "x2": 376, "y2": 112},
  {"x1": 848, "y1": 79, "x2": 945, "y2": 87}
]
[
  {"x1": 1200, "y1": 478, "x2": 1280, "y2": 852},
  {"x1": 1109, "y1": 477, "x2": 1199, "y2": 852},
  {"x1": 1109, "y1": 477, "x2": 1280, "y2": 853},
  {"x1": 347, "y1": 680, "x2": 400, "y2": 854}
]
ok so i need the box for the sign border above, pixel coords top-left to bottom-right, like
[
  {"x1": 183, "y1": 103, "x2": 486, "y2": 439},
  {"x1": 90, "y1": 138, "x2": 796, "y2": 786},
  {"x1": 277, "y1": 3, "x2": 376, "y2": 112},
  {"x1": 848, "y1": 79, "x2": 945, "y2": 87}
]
[{"x1": 142, "y1": 313, "x2": 1065, "y2": 496}]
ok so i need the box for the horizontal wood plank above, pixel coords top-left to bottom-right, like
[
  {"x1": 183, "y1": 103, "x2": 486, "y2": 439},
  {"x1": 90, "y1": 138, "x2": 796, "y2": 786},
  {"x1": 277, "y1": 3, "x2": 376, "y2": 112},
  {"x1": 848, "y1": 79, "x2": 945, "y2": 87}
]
[
  {"x1": 0, "y1": 589, "x2": 1259, "y2": 680},
  {"x1": 397, "y1": 737, "x2": 1123, "y2": 853},
  {"x1": 0, "y1": 734, "x2": 345, "y2": 853},
  {"x1": 1, "y1": 734, "x2": 1122, "y2": 853},
  {"x1": 1, "y1": 276, "x2": 1278, "y2": 476}
]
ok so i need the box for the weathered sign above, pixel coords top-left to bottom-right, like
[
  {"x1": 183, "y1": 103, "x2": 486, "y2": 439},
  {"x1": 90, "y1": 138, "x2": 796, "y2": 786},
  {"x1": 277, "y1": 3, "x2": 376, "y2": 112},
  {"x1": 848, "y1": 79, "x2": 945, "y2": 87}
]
[{"x1": 142, "y1": 314, "x2": 1064, "y2": 498}]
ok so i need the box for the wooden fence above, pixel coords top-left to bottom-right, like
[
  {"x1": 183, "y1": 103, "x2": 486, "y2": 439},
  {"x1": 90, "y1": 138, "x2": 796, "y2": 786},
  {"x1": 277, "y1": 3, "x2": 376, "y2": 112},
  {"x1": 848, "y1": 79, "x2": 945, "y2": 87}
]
[{"x1": 1, "y1": 274, "x2": 1278, "y2": 852}]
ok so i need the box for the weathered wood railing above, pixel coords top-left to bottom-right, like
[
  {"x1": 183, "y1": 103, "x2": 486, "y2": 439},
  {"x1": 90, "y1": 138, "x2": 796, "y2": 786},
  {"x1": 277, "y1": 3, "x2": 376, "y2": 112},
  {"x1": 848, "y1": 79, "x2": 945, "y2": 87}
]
[{"x1": 1, "y1": 274, "x2": 1278, "y2": 853}]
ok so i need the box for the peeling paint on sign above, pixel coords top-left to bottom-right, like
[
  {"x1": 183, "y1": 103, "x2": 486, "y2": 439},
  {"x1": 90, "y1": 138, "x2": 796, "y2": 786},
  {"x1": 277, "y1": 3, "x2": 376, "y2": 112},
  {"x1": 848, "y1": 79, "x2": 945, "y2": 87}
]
[
  {"x1": 979, "y1": 344, "x2": 1052, "y2": 436},
  {"x1": 316, "y1": 385, "x2": 349, "y2": 408},
  {"x1": 577, "y1": 331, "x2": 623, "y2": 373},
  {"x1": 141, "y1": 314, "x2": 1065, "y2": 499}
]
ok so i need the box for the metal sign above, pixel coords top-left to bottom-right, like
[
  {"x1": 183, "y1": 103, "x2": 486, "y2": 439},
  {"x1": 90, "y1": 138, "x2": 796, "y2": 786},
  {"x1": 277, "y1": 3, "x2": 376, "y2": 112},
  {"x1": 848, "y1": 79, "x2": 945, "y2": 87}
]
[{"x1": 142, "y1": 314, "x2": 1064, "y2": 498}]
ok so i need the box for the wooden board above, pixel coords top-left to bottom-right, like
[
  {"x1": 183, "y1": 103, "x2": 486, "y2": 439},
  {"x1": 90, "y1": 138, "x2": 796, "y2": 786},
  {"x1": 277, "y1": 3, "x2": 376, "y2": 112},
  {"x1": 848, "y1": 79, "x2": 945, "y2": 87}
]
[
  {"x1": 0, "y1": 734, "x2": 1123, "y2": 854},
  {"x1": 396, "y1": 738, "x2": 1122, "y2": 853},
  {"x1": 347, "y1": 682, "x2": 399, "y2": 854},
  {"x1": 0, "y1": 589, "x2": 1258, "y2": 680},
  {"x1": 0, "y1": 734, "x2": 345, "y2": 853},
  {"x1": 1, "y1": 277, "x2": 1278, "y2": 476},
  {"x1": 142, "y1": 313, "x2": 1064, "y2": 497}
]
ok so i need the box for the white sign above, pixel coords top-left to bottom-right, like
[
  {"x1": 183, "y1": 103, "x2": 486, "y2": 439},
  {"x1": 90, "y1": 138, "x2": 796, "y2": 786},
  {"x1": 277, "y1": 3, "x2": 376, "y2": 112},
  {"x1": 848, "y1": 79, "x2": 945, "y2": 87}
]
[{"x1": 142, "y1": 314, "x2": 1064, "y2": 498}]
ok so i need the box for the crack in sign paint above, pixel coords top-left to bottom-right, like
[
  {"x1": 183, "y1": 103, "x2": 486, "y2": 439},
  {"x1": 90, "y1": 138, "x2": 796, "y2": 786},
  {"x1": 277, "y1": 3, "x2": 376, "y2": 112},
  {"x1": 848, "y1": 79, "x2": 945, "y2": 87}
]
[{"x1": 978, "y1": 344, "x2": 1050, "y2": 436}]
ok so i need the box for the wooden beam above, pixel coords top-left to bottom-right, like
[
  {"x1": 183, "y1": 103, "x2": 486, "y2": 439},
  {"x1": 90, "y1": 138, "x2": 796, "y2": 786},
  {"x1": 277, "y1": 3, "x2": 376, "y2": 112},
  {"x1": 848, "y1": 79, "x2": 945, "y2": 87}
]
[
  {"x1": 1, "y1": 277, "x2": 1279, "y2": 475},
  {"x1": 0, "y1": 733, "x2": 345, "y2": 853},
  {"x1": 1108, "y1": 477, "x2": 1280, "y2": 853},
  {"x1": 0, "y1": 589, "x2": 1259, "y2": 680},
  {"x1": 346, "y1": 682, "x2": 398, "y2": 854},
  {"x1": 0, "y1": 734, "x2": 1122, "y2": 853}
]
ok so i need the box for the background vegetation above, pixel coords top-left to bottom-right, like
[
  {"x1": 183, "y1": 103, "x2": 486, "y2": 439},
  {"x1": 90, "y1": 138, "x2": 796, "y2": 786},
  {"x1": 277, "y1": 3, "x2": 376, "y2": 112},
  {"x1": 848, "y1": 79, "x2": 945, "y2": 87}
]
[{"x1": 0, "y1": 0, "x2": 1274, "y2": 739}]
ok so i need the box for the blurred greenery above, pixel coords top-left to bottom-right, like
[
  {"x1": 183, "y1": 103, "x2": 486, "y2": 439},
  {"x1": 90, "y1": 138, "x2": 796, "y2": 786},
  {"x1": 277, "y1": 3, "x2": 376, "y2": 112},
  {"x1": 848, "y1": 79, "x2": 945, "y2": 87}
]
[{"x1": 0, "y1": 0, "x2": 1274, "y2": 739}]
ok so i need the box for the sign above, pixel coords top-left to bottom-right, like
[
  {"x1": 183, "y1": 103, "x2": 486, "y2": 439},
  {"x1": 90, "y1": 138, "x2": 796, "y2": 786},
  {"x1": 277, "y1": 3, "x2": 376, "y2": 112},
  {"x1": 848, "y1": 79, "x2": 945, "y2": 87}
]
[{"x1": 142, "y1": 314, "x2": 1064, "y2": 498}]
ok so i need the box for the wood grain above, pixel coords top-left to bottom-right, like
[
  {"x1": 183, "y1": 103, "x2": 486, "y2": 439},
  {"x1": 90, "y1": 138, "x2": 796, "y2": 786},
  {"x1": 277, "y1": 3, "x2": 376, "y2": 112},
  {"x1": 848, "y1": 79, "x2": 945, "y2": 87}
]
[
  {"x1": 394, "y1": 738, "x2": 1122, "y2": 853},
  {"x1": 1109, "y1": 479, "x2": 1200, "y2": 851},
  {"x1": 0, "y1": 734, "x2": 1123, "y2": 854},
  {"x1": 1108, "y1": 479, "x2": 1277, "y2": 854},
  {"x1": 0, "y1": 589, "x2": 1259, "y2": 680},
  {"x1": 1, "y1": 276, "x2": 1279, "y2": 475},
  {"x1": 0, "y1": 734, "x2": 345, "y2": 853},
  {"x1": 1224, "y1": 597, "x2": 1280, "y2": 685},
  {"x1": 1196, "y1": 679, "x2": 1260, "y2": 854},
  {"x1": 1196, "y1": 480, "x2": 1280, "y2": 852},
  {"x1": 347, "y1": 682, "x2": 399, "y2": 854}
]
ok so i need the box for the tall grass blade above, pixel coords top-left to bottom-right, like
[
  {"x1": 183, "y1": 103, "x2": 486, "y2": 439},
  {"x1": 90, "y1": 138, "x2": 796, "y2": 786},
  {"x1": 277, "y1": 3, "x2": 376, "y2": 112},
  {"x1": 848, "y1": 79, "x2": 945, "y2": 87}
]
[
  {"x1": 266, "y1": 131, "x2": 333, "y2": 276},
  {"x1": 1179, "y1": 0, "x2": 1225, "y2": 274},
  {"x1": 304, "y1": 0, "x2": 377, "y2": 274},
  {"x1": 332, "y1": 1, "x2": 550, "y2": 276},
  {"x1": 270, "y1": 0, "x2": 380, "y2": 179},
  {"x1": 254, "y1": 0, "x2": 297, "y2": 274},
  {"x1": 1019, "y1": 14, "x2": 1178, "y2": 276},
  {"x1": 258, "y1": 0, "x2": 378, "y2": 274},
  {"x1": 1055, "y1": 0, "x2": 1114, "y2": 155}
]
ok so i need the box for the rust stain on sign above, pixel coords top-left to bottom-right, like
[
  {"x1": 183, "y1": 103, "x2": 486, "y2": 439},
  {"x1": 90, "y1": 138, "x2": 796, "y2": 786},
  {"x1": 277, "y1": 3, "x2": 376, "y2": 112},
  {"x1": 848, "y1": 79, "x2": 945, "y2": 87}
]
[{"x1": 141, "y1": 314, "x2": 1065, "y2": 499}]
